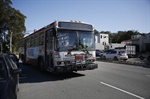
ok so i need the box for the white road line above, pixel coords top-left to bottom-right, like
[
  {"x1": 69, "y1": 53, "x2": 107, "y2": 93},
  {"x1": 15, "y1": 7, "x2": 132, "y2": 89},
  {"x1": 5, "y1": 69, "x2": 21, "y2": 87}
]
[
  {"x1": 100, "y1": 82, "x2": 145, "y2": 99},
  {"x1": 146, "y1": 75, "x2": 150, "y2": 77}
]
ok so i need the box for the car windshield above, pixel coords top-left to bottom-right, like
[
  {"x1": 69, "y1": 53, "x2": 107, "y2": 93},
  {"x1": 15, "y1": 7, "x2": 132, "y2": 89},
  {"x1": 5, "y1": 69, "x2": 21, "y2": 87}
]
[{"x1": 55, "y1": 30, "x2": 95, "y2": 51}]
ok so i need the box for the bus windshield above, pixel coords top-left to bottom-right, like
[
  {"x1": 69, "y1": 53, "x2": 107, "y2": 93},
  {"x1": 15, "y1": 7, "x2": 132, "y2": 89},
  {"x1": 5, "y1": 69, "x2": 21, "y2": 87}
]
[{"x1": 55, "y1": 30, "x2": 95, "y2": 51}]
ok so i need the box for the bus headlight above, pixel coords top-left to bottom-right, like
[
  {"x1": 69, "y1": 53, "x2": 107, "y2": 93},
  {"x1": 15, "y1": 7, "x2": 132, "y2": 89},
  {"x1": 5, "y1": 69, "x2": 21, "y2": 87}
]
[
  {"x1": 57, "y1": 61, "x2": 70, "y2": 65},
  {"x1": 57, "y1": 61, "x2": 64, "y2": 65}
]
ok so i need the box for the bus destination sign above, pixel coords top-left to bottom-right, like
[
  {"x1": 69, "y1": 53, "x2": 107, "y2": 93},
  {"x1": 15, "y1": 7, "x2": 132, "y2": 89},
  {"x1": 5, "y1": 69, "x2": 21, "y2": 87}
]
[{"x1": 58, "y1": 22, "x2": 93, "y2": 31}]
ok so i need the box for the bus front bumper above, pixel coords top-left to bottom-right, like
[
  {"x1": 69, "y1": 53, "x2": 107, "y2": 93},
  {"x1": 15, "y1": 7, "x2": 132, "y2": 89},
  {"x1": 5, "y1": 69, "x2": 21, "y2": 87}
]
[{"x1": 55, "y1": 63, "x2": 98, "y2": 72}]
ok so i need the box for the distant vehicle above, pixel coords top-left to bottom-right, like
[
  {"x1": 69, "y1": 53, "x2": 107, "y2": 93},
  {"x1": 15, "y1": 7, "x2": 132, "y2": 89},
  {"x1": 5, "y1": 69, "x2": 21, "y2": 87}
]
[
  {"x1": 115, "y1": 44, "x2": 137, "y2": 58},
  {"x1": 0, "y1": 53, "x2": 21, "y2": 99},
  {"x1": 96, "y1": 50, "x2": 103, "y2": 57},
  {"x1": 8, "y1": 53, "x2": 20, "y2": 68},
  {"x1": 18, "y1": 20, "x2": 98, "y2": 73},
  {"x1": 101, "y1": 49, "x2": 114, "y2": 57},
  {"x1": 138, "y1": 53, "x2": 150, "y2": 60},
  {"x1": 102, "y1": 49, "x2": 128, "y2": 60}
]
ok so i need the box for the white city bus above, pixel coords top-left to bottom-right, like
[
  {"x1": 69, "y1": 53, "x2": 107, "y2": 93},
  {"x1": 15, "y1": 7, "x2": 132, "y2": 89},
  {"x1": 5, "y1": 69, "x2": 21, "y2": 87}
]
[{"x1": 19, "y1": 20, "x2": 98, "y2": 73}]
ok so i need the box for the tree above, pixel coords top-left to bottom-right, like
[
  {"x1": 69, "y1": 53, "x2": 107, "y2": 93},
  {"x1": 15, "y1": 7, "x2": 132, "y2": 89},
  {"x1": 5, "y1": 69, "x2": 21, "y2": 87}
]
[
  {"x1": 94, "y1": 29, "x2": 99, "y2": 34},
  {"x1": 117, "y1": 30, "x2": 140, "y2": 43},
  {"x1": 0, "y1": 0, "x2": 26, "y2": 53},
  {"x1": 98, "y1": 30, "x2": 143, "y2": 43}
]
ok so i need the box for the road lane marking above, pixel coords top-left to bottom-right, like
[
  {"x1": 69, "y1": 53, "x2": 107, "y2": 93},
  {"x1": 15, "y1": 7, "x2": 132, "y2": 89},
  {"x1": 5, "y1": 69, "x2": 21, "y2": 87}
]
[
  {"x1": 100, "y1": 82, "x2": 145, "y2": 99},
  {"x1": 146, "y1": 75, "x2": 150, "y2": 77}
]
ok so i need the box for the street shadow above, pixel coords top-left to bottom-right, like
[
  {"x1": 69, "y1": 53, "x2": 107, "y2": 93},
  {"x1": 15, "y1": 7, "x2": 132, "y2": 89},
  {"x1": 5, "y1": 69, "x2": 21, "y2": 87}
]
[{"x1": 19, "y1": 63, "x2": 85, "y2": 84}]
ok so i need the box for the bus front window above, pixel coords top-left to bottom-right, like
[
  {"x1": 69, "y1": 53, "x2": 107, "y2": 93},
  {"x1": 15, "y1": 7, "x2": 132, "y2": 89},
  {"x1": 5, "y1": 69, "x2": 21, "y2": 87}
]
[
  {"x1": 78, "y1": 31, "x2": 95, "y2": 50},
  {"x1": 56, "y1": 30, "x2": 95, "y2": 51},
  {"x1": 56, "y1": 30, "x2": 77, "y2": 51}
]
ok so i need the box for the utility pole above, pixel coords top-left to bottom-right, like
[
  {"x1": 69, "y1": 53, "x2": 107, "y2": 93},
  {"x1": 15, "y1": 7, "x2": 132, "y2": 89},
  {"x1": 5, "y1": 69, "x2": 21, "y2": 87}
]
[{"x1": 10, "y1": 31, "x2": 12, "y2": 52}]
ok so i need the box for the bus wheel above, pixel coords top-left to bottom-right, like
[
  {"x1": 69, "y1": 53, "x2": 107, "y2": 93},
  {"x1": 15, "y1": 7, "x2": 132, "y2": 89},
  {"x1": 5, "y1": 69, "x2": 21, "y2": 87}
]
[{"x1": 40, "y1": 60, "x2": 45, "y2": 73}]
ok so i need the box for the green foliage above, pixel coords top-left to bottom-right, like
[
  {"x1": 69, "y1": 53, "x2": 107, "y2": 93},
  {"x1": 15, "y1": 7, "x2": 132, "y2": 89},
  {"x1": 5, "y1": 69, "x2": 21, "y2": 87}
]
[
  {"x1": 95, "y1": 30, "x2": 147, "y2": 43},
  {"x1": 111, "y1": 30, "x2": 140, "y2": 43},
  {"x1": 94, "y1": 29, "x2": 99, "y2": 34},
  {"x1": 0, "y1": 0, "x2": 26, "y2": 53}
]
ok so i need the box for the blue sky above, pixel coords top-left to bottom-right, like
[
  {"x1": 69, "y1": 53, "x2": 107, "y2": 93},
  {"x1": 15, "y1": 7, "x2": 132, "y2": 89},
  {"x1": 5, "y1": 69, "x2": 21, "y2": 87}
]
[{"x1": 12, "y1": 0, "x2": 150, "y2": 33}]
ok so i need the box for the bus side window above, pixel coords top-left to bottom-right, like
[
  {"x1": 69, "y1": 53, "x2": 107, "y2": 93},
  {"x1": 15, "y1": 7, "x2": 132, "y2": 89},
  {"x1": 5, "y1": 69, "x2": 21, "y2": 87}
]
[
  {"x1": 33, "y1": 35, "x2": 38, "y2": 46},
  {"x1": 30, "y1": 37, "x2": 33, "y2": 47},
  {"x1": 39, "y1": 33, "x2": 44, "y2": 45},
  {"x1": 46, "y1": 29, "x2": 53, "y2": 50},
  {"x1": 50, "y1": 30, "x2": 53, "y2": 50}
]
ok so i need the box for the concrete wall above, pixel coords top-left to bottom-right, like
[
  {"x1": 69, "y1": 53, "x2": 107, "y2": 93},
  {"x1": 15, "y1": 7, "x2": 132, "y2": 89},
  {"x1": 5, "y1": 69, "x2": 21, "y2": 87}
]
[
  {"x1": 95, "y1": 33, "x2": 109, "y2": 50},
  {"x1": 95, "y1": 43, "x2": 104, "y2": 50},
  {"x1": 95, "y1": 33, "x2": 109, "y2": 45},
  {"x1": 109, "y1": 43, "x2": 126, "y2": 49},
  {"x1": 132, "y1": 33, "x2": 150, "y2": 52}
]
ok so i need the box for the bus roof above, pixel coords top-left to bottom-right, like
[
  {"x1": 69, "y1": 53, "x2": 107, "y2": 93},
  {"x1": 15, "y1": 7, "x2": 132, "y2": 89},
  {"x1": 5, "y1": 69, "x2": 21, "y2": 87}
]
[{"x1": 23, "y1": 20, "x2": 94, "y2": 40}]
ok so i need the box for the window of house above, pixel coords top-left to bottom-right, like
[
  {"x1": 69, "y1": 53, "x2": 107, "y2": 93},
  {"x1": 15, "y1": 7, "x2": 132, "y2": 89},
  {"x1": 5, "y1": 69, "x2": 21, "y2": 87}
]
[
  {"x1": 103, "y1": 42, "x2": 106, "y2": 45},
  {"x1": 101, "y1": 35, "x2": 102, "y2": 38}
]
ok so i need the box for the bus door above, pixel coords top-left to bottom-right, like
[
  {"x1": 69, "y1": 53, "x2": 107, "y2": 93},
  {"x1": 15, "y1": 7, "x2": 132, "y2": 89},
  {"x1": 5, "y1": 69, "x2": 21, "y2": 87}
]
[{"x1": 45, "y1": 29, "x2": 53, "y2": 71}]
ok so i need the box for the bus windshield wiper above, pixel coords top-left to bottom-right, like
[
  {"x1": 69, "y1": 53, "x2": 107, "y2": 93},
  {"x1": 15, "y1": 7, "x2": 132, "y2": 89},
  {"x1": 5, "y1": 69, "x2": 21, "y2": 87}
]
[{"x1": 77, "y1": 39, "x2": 90, "y2": 58}]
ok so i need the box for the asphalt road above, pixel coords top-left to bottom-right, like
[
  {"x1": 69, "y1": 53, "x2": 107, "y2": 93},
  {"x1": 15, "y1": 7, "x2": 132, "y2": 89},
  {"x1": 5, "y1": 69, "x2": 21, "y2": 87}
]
[{"x1": 18, "y1": 61, "x2": 150, "y2": 99}]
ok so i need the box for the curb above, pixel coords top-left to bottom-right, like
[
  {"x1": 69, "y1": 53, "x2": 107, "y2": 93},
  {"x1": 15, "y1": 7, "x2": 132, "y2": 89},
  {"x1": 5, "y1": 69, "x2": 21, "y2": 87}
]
[{"x1": 96, "y1": 58, "x2": 150, "y2": 67}]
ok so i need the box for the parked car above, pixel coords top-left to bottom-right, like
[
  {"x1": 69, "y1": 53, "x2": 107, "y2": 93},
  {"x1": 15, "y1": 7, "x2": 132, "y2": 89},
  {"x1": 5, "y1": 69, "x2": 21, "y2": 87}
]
[
  {"x1": 8, "y1": 53, "x2": 20, "y2": 68},
  {"x1": 102, "y1": 49, "x2": 128, "y2": 60},
  {"x1": 0, "y1": 53, "x2": 21, "y2": 99},
  {"x1": 96, "y1": 50, "x2": 103, "y2": 57},
  {"x1": 138, "y1": 53, "x2": 150, "y2": 60}
]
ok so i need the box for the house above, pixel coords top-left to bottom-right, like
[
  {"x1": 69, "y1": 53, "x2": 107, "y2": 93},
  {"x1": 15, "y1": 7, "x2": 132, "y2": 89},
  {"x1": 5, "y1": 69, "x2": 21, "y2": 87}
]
[
  {"x1": 131, "y1": 33, "x2": 150, "y2": 52},
  {"x1": 95, "y1": 33, "x2": 127, "y2": 51},
  {"x1": 131, "y1": 34, "x2": 141, "y2": 45},
  {"x1": 94, "y1": 32, "x2": 150, "y2": 52},
  {"x1": 95, "y1": 33, "x2": 109, "y2": 50}
]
